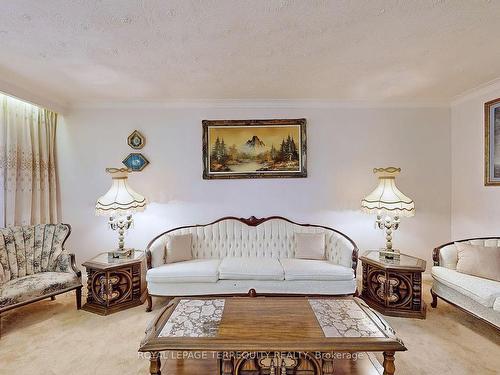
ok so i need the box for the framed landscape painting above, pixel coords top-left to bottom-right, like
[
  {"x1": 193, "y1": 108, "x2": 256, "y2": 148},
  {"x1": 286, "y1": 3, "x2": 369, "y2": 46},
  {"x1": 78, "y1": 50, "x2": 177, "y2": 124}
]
[
  {"x1": 202, "y1": 118, "x2": 307, "y2": 179},
  {"x1": 485, "y1": 98, "x2": 500, "y2": 185}
]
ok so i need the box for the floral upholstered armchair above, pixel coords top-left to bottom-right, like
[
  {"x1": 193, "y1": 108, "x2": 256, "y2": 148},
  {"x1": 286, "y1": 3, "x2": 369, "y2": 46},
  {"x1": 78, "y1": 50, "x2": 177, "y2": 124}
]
[{"x1": 0, "y1": 224, "x2": 82, "y2": 333}]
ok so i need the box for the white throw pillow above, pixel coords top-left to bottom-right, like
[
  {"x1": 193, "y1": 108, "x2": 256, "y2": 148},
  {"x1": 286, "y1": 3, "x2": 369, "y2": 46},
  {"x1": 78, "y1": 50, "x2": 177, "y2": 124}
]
[
  {"x1": 166, "y1": 234, "x2": 193, "y2": 263},
  {"x1": 295, "y1": 233, "x2": 326, "y2": 260},
  {"x1": 455, "y1": 242, "x2": 500, "y2": 282}
]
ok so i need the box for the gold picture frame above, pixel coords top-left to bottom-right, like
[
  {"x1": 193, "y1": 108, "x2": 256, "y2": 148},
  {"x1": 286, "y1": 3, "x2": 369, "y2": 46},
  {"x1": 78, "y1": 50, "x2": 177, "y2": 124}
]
[
  {"x1": 202, "y1": 119, "x2": 307, "y2": 179},
  {"x1": 127, "y1": 130, "x2": 146, "y2": 149},
  {"x1": 485, "y1": 98, "x2": 500, "y2": 185}
]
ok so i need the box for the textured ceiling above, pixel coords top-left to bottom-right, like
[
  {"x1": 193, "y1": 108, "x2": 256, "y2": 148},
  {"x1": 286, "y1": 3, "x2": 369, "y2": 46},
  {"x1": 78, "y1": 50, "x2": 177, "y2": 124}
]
[{"x1": 1, "y1": 0, "x2": 500, "y2": 107}]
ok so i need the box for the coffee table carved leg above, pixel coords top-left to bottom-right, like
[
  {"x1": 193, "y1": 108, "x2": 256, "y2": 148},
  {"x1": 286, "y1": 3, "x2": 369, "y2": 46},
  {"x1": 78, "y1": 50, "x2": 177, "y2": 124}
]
[
  {"x1": 222, "y1": 357, "x2": 234, "y2": 375},
  {"x1": 149, "y1": 351, "x2": 161, "y2": 375},
  {"x1": 383, "y1": 351, "x2": 395, "y2": 375},
  {"x1": 322, "y1": 357, "x2": 334, "y2": 375}
]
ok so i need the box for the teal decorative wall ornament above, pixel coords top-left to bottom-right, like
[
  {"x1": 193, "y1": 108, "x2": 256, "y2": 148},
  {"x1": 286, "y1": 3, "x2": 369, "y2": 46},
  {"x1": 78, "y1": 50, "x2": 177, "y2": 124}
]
[{"x1": 122, "y1": 153, "x2": 149, "y2": 171}]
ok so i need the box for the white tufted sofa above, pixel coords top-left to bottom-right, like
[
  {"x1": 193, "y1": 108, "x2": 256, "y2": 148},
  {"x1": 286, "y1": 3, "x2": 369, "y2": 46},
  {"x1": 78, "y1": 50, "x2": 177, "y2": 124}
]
[
  {"x1": 431, "y1": 238, "x2": 500, "y2": 329},
  {"x1": 145, "y1": 217, "x2": 358, "y2": 310}
]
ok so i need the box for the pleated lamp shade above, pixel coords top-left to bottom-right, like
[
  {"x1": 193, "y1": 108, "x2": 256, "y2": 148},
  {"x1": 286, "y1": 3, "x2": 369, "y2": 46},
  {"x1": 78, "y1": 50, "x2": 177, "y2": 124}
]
[
  {"x1": 95, "y1": 168, "x2": 147, "y2": 216},
  {"x1": 361, "y1": 167, "x2": 415, "y2": 217}
]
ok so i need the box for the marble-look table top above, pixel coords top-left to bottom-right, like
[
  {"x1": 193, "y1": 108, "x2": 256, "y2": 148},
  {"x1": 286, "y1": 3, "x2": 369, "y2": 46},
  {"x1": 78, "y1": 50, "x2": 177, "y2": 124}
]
[
  {"x1": 159, "y1": 299, "x2": 225, "y2": 338},
  {"x1": 159, "y1": 298, "x2": 384, "y2": 339},
  {"x1": 309, "y1": 299, "x2": 385, "y2": 338}
]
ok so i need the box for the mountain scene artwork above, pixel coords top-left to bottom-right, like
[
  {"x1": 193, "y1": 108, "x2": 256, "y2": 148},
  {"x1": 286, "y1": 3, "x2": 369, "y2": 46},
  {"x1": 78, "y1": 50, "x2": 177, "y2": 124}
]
[{"x1": 202, "y1": 119, "x2": 307, "y2": 179}]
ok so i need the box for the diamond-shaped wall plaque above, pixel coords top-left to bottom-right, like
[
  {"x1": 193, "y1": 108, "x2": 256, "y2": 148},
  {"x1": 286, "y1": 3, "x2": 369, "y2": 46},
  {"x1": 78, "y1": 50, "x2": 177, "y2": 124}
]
[
  {"x1": 127, "y1": 130, "x2": 145, "y2": 149},
  {"x1": 122, "y1": 153, "x2": 149, "y2": 171}
]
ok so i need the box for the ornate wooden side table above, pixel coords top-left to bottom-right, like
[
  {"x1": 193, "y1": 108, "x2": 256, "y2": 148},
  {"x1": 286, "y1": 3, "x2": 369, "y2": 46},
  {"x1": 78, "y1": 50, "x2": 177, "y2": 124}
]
[
  {"x1": 360, "y1": 250, "x2": 426, "y2": 319},
  {"x1": 82, "y1": 250, "x2": 147, "y2": 315}
]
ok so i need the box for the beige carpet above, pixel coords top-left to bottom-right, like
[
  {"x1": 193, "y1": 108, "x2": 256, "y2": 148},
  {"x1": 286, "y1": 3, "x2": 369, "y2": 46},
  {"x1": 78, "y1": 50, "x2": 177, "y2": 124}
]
[{"x1": 0, "y1": 281, "x2": 498, "y2": 375}]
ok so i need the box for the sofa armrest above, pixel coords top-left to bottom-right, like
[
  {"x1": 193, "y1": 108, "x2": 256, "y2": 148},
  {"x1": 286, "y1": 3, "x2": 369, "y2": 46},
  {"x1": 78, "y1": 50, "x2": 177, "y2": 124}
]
[
  {"x1": 146, "y1": 238, "x2": 167, "y2": 270},
  {"x1": 433, "y1": 247, "x2": 440, "y2": 266},
  {"x1": 54, "y1": 252, "x2": 82, "y2": 279},
  {"x1": 327, "y1": 236, "x2": 359, "y2": 277},
  {"x1": 351, "y1": 247, "x2": 359, "y2": 277}
]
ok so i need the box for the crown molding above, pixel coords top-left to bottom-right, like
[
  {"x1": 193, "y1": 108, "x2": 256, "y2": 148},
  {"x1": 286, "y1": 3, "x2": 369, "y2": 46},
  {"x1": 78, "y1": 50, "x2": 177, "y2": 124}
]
[
  {"x1": 451, "y1": 77, "x2": 500, "y2": 106},
  {"x1": 0, "y1": 80, "x2": 68, "y2": 114},
  {"x1": 6, "y1": 78, "x2": 500, "y2": 112},
  {"x1": 69, "y1": 98, "x2": 449, "y2": 110}
]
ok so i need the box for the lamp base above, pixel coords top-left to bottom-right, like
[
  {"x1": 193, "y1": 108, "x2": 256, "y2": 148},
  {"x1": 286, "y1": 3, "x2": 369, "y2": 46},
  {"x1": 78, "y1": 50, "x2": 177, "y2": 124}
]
[
  {"x1": 379, "y1": 248, "x2": 401, "y2": 261},
  {"x1": 108, "y1": 248, "x2": 134, "y2": 259}
]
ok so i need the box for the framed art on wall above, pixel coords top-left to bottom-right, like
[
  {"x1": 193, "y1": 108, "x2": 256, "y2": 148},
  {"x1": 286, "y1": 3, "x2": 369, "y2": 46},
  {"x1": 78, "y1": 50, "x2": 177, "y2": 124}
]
[
  {"x1": 202, "y1": 118, "x2": 307, "y2": 179},
  {"x1": 123, "y1": 153, "x2": 150, "y2": 171},
  {"x1": 485, "y1": 98, "x2": 500, "y2": 185},
  {"x1": 128, "y1": 130, "x2": 146, "y2": 149}
]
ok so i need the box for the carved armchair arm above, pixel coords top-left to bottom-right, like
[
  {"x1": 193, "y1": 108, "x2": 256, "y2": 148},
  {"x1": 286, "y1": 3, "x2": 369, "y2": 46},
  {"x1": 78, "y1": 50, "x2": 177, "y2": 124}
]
[
  {"x1": 54, "y1": 251, "x2": 82, "y2": 279},
  {"x1": 0, "y1": 263, "x2": 6, "y2": 285}
]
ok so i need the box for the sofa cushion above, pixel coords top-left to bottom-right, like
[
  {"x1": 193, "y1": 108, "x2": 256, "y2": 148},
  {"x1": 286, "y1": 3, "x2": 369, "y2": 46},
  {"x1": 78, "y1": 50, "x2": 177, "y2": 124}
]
[
  {"x1": 455, "y1": 242, "x2": 500, "y2": 281},
  {"x1": 219, "y1": 257, "x2": 284, "y2": 281},
  {"x1": 439, "y1": 239, "x2": 500, "y2": 270},
  {"x1": 166, "y1": 234, "x2": 193, "y2": 264},
  {"x1": 432, "y1": 266, "x2": 500, "y2": 307},
  {"x1": 280, "y1": 258, "x2": 354, "y2": 281},
  {"x1": 0, "y1": 272, "x2": 81, "y2": 309},
  {"x1": 295, "y1": 233, "x2": 326, "y2": 260},
  {"x1": 146, "y1": 259, "x2": 221, "y2": 283}
]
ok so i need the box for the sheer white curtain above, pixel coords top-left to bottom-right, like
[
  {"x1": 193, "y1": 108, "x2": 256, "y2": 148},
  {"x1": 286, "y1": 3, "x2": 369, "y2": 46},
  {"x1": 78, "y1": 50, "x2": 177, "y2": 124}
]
[{"x1": 0, "y1": 94, "x2": 59, "y2": 227}]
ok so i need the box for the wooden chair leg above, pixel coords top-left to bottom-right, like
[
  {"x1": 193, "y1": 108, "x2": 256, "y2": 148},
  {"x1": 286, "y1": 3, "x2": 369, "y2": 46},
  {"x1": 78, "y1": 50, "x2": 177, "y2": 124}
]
[
  {"x1": 146, "y1": 294, "x2": 153, "y2": 312},
  {"x1": 76, "y1": 287, "x2": 82, "y2": 310},
  {"x1": 50, "y1": 296, "x2": 56, "y2": 301}
]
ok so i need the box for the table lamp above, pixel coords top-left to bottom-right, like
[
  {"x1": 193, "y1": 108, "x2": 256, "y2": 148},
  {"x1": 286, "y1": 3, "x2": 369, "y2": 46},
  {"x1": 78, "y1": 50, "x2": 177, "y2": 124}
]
[
  {"x1": 95, "y1": 167, "x2": 147, "y2": 258},
  {"x1": 361, "y1": 167, "x2": 415, "y2": 259}
]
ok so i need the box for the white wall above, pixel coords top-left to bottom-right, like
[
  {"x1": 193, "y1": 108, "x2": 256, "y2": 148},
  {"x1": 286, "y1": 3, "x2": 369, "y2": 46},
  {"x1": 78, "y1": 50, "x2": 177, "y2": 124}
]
[
  {"x1": 58, "y1": 103, "x2": 451, "y2": 271},
  {"x1": 451, "y1": 82, "x2": 500, "y2": 238}
]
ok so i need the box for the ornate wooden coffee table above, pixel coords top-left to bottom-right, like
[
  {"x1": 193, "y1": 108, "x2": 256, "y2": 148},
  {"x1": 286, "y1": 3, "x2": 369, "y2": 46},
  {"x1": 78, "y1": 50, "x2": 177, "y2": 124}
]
[{"x1": 139, "y1": 297, "x2": 406, "y2": 375}]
